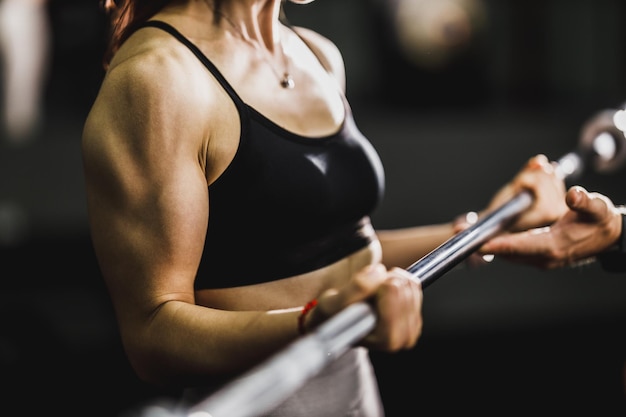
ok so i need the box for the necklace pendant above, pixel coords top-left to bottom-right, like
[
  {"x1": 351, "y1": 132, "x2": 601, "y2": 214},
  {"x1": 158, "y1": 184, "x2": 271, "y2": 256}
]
[{"x1": 281, "y1": 73, "x2": 295, "y2": 89}]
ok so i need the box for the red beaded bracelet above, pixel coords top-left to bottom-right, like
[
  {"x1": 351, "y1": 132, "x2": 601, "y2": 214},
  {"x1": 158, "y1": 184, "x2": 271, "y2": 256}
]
[{"x1": 298, "y1": 299, "x2": 318, "y2": 335}]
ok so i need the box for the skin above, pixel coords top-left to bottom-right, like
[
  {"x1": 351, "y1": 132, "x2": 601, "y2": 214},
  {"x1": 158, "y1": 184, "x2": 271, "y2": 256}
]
[
  {"x1": 474, "y1": 108, "x2": 626, "y2": 270},
  {"x1": 480, "y1": 185, "x2": 623, "y2": 269},
  {"x1": 82, "y1": 0, "x2": 567, "y2": 388}
]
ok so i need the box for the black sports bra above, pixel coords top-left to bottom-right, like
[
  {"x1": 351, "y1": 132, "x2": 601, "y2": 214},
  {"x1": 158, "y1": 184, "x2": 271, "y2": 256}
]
[{"x1": 140, "y1": 21, "x2": 385, "y2": 289}]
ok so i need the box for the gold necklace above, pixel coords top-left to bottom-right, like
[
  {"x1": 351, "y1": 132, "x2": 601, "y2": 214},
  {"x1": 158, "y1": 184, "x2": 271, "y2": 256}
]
[{"x1": 211, "y1": 7, "x2": 295, "y2": 89}]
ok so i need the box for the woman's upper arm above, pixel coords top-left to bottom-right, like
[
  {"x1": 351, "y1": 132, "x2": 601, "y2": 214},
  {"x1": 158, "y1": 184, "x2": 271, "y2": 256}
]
[{"x1": 81, "y1": 54, "x2": 209, "y2": 323}]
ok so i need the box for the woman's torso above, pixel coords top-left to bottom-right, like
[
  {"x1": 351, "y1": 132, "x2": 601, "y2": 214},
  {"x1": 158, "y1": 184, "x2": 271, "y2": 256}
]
[{"x1": 130, "y1": 11, "x2": 385, "y2": 312}]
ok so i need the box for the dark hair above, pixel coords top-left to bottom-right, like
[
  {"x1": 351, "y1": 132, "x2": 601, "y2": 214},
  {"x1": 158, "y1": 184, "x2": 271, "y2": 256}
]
[{"x1": 100, "y1": 0, "x2": 225, "y2": 68}]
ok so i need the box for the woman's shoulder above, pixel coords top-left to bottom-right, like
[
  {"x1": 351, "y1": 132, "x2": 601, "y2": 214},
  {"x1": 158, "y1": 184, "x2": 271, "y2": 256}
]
[
  {"x1": 100, "y1": 24, "x2": 220, "y2": 121},
  {"x1": 85, "y1": 24, "x2": 221, "y2": 156},
  {"x1": 106, "y1": 25, "x2": 197, "y2": 89}
]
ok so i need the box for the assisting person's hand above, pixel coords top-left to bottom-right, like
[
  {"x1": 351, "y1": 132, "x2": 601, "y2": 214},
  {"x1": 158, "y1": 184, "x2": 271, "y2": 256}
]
[{"x1": 479, "y1": 186, "x2": 624, "y2": 269}]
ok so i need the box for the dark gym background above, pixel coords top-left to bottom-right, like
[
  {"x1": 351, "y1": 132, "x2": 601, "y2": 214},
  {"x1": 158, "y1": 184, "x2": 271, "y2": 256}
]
[{"x1": 1, "y1": 0, "x2": 626, "y2": 416}]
